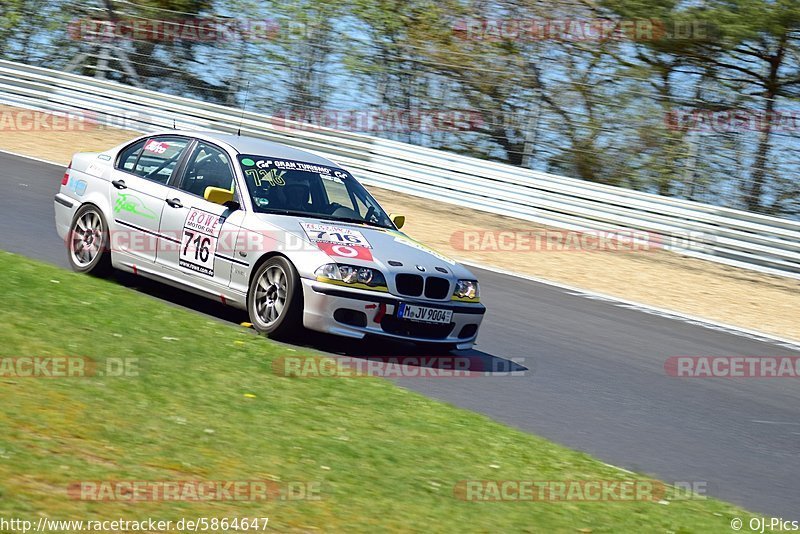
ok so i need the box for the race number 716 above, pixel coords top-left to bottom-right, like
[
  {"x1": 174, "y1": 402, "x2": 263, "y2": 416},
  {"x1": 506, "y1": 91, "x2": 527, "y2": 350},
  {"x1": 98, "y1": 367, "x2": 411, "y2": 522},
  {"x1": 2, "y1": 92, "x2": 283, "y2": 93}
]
[
  {"x1": 316, "y1": 231, "x2": 361, "y2": 244},
  {"x1": 183, "y1": 230, "x2": 211, "y2": 262}
]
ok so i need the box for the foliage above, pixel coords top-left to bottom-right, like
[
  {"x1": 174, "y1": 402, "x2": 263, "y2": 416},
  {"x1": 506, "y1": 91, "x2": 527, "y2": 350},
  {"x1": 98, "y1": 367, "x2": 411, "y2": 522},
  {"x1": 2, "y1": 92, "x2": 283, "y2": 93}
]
[{"x1": 0, "y1": 0, "x2": 798, "y2": 216}]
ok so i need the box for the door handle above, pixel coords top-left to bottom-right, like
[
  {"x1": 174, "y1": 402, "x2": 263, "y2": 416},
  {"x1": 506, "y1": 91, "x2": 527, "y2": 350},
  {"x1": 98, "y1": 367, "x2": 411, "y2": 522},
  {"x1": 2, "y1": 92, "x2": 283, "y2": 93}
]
[
  {"x1": 111, "y1": 179, "x2": 127, "y2": 190},
  {"x1": 166, "y1": 198, "x2": 183, "y2": 208}
]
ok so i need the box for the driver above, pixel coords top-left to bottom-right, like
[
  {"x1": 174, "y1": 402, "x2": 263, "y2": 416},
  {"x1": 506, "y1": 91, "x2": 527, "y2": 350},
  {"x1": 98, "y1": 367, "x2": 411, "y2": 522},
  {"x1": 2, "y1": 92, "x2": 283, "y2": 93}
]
[{"x1": 283, "y1": 182, "x2": 311, "y2": 212}]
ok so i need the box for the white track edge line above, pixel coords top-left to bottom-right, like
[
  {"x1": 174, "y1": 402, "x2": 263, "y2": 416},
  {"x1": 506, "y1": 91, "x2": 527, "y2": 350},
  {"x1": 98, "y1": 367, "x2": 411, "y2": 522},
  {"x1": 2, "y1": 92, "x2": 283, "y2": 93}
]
[
  {"x1": 0, "y1": 149, "x2": 65, "y2": 166},
  {"x1": 461, "y1": 260, "x2": 800, "y2": 350}
]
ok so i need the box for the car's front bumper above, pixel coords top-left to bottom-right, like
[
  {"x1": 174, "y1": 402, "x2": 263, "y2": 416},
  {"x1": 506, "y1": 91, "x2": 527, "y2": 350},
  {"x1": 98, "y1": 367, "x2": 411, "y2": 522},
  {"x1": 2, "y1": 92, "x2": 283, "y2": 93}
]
[{"x1": 301, "y1": 279, "x2": 486, "y2": 349}]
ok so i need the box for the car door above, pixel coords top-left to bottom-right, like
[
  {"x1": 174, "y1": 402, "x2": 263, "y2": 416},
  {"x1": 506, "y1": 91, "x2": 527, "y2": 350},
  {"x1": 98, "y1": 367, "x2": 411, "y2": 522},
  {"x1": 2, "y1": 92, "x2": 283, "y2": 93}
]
[
  {"x1": 110, "y1": 136, "x2": 191, "y2": 263},
  {"x1": 157, "y1": 140, "x2": 245, "y2": 289}
]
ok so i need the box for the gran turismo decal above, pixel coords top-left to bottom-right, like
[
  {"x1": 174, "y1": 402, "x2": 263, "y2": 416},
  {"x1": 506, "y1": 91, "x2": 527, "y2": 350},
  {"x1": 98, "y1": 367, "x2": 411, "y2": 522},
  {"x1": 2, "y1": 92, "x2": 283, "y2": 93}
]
[{"x1": 238, "y1": 155, "x2": 352, "y2": 182}]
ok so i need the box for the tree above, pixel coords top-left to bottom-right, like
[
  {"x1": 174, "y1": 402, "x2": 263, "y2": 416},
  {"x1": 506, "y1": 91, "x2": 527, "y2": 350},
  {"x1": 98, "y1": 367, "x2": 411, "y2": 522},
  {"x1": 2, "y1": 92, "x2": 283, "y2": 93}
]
[{"x1": 691, "y1": 0, "x2": 800, "y2": 213}]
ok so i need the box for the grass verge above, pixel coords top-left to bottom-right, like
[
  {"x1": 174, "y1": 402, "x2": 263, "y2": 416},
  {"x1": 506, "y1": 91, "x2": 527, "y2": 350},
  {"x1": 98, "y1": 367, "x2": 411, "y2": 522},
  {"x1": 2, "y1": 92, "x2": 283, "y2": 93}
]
[{"x1": 0, "y1": 251, "x2": 746, "y2": 532}]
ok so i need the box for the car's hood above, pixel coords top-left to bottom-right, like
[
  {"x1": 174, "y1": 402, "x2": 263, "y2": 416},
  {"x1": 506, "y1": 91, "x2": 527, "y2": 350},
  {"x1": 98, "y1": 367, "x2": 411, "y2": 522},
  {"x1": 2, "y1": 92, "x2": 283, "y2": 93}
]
[{"x1": 250, "y1": 213, "x2": 477, "y2": 280}]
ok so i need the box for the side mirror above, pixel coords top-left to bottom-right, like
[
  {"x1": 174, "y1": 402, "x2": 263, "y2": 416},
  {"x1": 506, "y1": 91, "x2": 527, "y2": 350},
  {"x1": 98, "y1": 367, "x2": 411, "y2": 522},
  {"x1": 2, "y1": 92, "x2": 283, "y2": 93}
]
[
  {"x1": 204, "y1": 186, "x2": 234, "y2": 206},
  {"x1": 390, "y1": 213, "x2": 405, "y2": 229}
]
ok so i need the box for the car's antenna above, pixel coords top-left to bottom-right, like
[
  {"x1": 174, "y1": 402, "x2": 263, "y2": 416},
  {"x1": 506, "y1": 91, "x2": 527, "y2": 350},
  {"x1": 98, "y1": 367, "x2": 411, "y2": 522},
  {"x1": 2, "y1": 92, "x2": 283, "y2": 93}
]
[
  {"x1": 173, "y1": 118, "x2": 176, "y2": 130},
  {"x1": 237, "y1": 81, "x2": 251, "y2": 136}
]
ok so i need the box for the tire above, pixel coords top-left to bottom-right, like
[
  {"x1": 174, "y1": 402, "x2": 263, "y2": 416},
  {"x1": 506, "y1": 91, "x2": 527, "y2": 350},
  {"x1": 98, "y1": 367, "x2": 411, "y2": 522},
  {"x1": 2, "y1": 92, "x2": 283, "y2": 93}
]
[
  {"x1": 247, "y1": 256, "x2": 304, "y2": 340},
  {"x1": 66, "y1": 204, "x2": 112, "y2": 276}
]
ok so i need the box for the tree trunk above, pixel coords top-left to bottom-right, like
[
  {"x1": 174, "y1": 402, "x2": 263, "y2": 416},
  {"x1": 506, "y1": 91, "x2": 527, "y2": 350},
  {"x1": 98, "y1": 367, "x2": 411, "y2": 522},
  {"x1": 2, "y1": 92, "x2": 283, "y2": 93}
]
[
  {"x1": 746, "y1": 95, "x2": 775, "y2": 212},
  {"x1": 745, "y1": 37, "x2": 785, "y2": 212}
]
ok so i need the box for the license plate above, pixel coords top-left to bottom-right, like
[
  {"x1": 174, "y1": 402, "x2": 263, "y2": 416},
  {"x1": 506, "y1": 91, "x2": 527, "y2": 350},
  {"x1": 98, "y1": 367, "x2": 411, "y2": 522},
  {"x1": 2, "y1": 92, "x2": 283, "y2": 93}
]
[{"x1": 397, "y1": 303, "x2": 453, "y2": 324}]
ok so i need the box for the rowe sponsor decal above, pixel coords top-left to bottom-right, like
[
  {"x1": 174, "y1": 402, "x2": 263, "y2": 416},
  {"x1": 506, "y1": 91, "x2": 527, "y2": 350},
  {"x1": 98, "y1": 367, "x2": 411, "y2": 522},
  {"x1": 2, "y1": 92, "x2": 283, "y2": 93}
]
[{"x1": 179, "y1": 208, "x2": 224, "y2": 276}]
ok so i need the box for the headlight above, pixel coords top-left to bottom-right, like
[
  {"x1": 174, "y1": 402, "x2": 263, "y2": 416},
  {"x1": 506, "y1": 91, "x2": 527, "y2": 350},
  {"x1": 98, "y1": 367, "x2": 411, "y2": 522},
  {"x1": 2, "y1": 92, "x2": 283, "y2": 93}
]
[
  {"x1": 453, "y1": 279, "x2": 480, "y2": 301},
  {"x1": 357, "y1": 267, "x2": 373, "y2": 284},
  {"x1": 315, "y1": 264, "x2": 387, "y2": 290},
  {"x1": 339, "y1": 265, "x2": 358, "y2": 284}
]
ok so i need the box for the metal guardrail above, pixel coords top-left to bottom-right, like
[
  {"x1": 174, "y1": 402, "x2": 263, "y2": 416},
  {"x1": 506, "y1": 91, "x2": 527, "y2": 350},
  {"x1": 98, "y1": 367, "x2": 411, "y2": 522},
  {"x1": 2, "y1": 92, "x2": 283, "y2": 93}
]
[{"x1": 1, "y1": 59, "x2": 799, "y2": 279}]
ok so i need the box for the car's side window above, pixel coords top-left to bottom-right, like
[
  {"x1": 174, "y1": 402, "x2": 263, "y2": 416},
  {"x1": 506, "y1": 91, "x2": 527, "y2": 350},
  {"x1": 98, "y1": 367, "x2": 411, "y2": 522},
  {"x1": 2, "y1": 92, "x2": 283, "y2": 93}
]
[
  {"x1": 126, "y1": 137, "x2": 190, "y2": 184},
  {"x1": 320, "y1": 174, "x2": 355, "y2": 209},
  {"x1": 116, "y1": 139, "x2": 146, "y2": 173},
  {"x1": 353, "y1": 194, "x2": 369, "y2": 217},
  {"x1": 178, "y1": 142, "x2": 236, "y2": 198}
]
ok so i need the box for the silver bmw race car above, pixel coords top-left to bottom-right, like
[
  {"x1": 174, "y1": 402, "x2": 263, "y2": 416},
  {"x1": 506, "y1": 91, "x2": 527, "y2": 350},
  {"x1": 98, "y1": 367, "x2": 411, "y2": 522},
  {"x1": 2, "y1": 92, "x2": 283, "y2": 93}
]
[{"x1": 54, "y1": 131, "x2": 485, "y2": 349}]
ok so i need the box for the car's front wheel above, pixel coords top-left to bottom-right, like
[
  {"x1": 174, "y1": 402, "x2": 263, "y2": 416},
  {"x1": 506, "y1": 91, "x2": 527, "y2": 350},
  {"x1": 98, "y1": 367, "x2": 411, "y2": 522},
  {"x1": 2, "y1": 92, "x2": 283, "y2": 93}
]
[
  {"x1": 247, "y1": 256, "x2": 303, "y2": 340},
  {"x1": 67, "y1": 204, "x2": 112, "y2": 276}
]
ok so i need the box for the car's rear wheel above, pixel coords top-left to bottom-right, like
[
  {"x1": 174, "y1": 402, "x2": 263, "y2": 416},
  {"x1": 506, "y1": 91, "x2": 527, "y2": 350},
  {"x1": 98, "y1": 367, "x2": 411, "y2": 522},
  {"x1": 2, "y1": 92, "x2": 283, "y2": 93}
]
[
  {"x1": 247, "y1": 256, "x2": 303, "y2": 340},
  {"x1": 67, "y1": 204, "x2": 112, "y2": 276}
]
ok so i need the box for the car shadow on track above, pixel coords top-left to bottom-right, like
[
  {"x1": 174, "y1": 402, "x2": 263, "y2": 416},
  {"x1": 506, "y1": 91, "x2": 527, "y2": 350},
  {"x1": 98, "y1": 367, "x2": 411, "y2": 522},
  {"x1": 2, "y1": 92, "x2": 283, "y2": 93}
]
[
  {"x1": 291, "y1": 333, "x2": 528, "y2": 375},
  {"x1": 114, "y1": 271, "x2": 526, "y2": 376}
]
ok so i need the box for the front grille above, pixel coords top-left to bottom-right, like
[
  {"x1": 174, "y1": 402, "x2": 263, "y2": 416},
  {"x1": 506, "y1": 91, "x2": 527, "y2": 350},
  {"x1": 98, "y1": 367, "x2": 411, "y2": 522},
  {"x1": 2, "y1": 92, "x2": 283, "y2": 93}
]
[
  {"x1": 380, "y1": 316, "x2": 455, "y2": 339},
  {"x1": 395, "y1": 274, "x2": 423, "y2": 296},
  {"x1": 395, "y1": 274, "x2": 450, "y2": 299},
  {"x1": 424, "y1": 277, "x2": 450, "y2": 299}
]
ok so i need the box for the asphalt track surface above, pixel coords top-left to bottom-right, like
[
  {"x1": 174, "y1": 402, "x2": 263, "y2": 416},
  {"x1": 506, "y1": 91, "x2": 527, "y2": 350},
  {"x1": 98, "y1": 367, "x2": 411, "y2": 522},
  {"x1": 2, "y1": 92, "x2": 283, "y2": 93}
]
[{"x1": 2, "y1": 151, "x2": 799, "y2": 519}]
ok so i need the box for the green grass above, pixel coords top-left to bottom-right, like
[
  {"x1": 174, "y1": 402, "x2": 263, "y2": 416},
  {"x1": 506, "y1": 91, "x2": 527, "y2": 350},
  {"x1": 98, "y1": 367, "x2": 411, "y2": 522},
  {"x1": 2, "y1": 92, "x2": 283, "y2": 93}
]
[{"x1": 0, "y1": 251, "x2": 745, "y2": 532}]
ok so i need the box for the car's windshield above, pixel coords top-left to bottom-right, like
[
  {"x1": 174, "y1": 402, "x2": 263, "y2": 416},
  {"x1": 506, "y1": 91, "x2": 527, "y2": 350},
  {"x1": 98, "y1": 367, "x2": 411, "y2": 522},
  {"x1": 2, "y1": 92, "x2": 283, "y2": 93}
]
[{"x1": 237, "y1": 155, "x2": 394, "y2": 229}]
